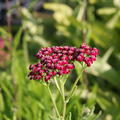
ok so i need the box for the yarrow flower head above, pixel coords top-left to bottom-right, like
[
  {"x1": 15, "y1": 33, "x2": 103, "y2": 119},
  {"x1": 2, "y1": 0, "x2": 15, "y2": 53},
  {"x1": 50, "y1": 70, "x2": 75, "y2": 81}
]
[{"x1": 28, "y1": 43, "x2": 99, "y2": 81}]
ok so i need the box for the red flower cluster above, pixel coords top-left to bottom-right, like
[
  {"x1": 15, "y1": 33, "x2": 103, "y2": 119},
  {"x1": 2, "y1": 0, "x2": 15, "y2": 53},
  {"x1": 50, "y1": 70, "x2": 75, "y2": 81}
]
[{"x1": 28, "y1": 43, "x2": 99, "y2": 81}]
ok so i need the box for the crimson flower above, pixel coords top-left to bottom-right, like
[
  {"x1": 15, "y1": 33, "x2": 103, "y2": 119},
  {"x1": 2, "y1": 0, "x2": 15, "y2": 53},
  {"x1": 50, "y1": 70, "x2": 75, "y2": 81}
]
[{"x1": 28, "y1": 43, "x2": 99, "y2": 81}]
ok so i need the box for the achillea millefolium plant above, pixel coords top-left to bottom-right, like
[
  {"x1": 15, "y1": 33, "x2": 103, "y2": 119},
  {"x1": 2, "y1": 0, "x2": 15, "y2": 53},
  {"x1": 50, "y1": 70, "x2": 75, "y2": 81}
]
[{"x1": 28, "y1": 43, "x2": 99, "y2": 120}]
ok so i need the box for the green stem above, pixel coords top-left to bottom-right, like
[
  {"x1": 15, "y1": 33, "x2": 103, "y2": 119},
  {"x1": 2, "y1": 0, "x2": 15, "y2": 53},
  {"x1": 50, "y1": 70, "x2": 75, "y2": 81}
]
[
  {"x1": 60, "y1": 80, "x2": 66, "y2": 120},
  {"x1": 67, "y1": 67, "x2": 86, "y2": 102},
  {"x1": 54, "y1": 77, "x2": 62, "y2": 95},
  {"x1": 54, "y1": 77, "x2": 67, "y2": 119},
  {"x1": 77, "y1": 0, "x2": 87, "y2": 22},
  {"x1": 23, "y1": 36, "x2": 30, "y2": 66},
  {"x1": 47, "y1": 85, "x2": 61, "y2": 118},
  {"x1": 62, "y1": 89, "x2": 66, "y2": 120}
]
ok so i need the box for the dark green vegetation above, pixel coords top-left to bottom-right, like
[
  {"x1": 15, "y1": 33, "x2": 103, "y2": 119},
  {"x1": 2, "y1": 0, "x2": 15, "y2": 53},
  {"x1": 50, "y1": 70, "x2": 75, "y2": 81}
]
[{"x1": 0, "y1": 0, "x2": 120, "y2": 120}]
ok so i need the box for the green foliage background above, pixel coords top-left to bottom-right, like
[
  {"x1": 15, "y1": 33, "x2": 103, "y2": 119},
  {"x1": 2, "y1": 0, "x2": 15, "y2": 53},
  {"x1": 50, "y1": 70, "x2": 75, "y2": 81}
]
[{"x1": 0, "y1": 0, "x2": 120, "y2": 120}]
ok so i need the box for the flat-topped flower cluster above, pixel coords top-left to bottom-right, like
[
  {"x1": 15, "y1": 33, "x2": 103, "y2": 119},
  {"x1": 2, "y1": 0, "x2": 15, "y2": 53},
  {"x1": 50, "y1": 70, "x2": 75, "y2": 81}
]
[{"x1": 28, "y1": 43, "x2": 99, "y2": 81}]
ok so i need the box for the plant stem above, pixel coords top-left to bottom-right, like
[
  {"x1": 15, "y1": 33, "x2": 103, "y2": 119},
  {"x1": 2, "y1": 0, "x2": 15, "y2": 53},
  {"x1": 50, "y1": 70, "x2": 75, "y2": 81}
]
[
  {"x1": 62, "y1": 89, "x2": 66, "y2": 120},
  {"x1": 54, "y1": 77, "x2": 67, "y2": 120},
  {"x1": 67, "y1": 67, "x2": 86, "y2": 102},
  {"x1": 59, "y1": 79, "x2": 66, "y2": 120},
  {"x1": 23, "y1": 37, "x2": 30, "y2": 66},
  {"x1": 47, "y1": 85, "x2": 61, "y2": 118},
  {"x1": 77, "y1": 0, "x2": 88, "y2": 44},
  {"x1": 54, "y1": 77, "x2": 62, "y2": 95}
]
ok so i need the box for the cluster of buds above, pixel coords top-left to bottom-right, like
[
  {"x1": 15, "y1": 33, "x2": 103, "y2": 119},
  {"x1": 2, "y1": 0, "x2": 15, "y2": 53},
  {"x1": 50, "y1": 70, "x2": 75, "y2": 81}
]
[{"x1": 28, "y1": 43, "x2": 99, "y2": 81}]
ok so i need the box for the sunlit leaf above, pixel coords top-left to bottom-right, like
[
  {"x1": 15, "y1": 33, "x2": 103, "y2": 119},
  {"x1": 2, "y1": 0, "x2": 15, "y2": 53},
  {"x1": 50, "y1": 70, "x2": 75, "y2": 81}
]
[
  {"x1": 87, "y1": 48, "x2": 120, "y2": 89},
  {"x1": 97, "y1": 8, "x2": 116, "y2": 15},
  {"x1": 107, "y1": 11, "x2": 120, "y2": 29},
  {"x1": 114, "y1": 0, "x2": 120, "y2": 8},
  {"x1": 13, "y1": 27, "x2": 23, "y2": 50},
  {"x1": 44, "y1": 3, "x2": 73, "y2": 25},
  {"x1": 0, "y1": 93, "x2": 4, "y2": 112}
]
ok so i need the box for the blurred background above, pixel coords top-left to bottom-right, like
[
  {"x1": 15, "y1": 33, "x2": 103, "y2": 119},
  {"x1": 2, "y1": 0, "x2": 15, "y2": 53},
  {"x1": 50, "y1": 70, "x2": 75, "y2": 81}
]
[{"x1": 0, "y1": 0, "x2": 120, "y2": 120}]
